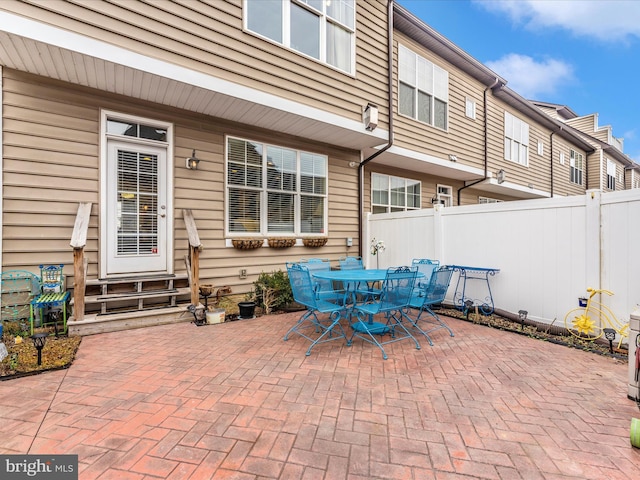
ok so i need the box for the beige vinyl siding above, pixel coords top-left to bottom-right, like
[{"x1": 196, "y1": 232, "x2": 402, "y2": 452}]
[
  {"x1": 565, "y1": 115, "x2": 597, "y2": 136},
  {"x1": 2, "y1": 69, "x2": 360, "y2": 292},
  {"x1": 586, "y1": 151, "x2": 602, "y2": 190},
  {"x1": 392, "y1": 33, "x2": 486, "y2": 171},
  {"x1": 2, "y1": 0, "x2": 389, "y2": 129}
]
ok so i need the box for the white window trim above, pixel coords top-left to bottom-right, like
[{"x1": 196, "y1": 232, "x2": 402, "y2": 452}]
[
  {"x1": 398, "y1": 44, "x2": 449, "y2": 130},
  {"x1": 436, "y1": 184, "x2": 453, "y2": 207},
  {"x1": 225, "y1": 135, "x2": 328, "y2": 237},
  {"x1": 504, "y1": 111, "x2": 529, "y2": 166},
  {"x1": 243, "y1": 0, "x2": 356, "y2": 75},
  {"x1": 465, "y1": 97, "x2": 476, "y2": 119},
  {"x1": 371, "y1": 173, "x2": 422, "y2": 213},
  {"x1": 479, "y1": 196, "x2": 503, "y2": 204},
  {"x1": 569, "y1": 149, "x2": 584, "y2": 186}
]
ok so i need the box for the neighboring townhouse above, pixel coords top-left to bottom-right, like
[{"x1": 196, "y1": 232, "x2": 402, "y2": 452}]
[
  {"x1": 532, "y1": 101, "x2": 640, "y2": 192},
  {"x1": 0, "y1": 0, "x2": 635, "y2": 332},
  {"x1": 362, "y1": 4, "x2": 596, "y2": 215}
]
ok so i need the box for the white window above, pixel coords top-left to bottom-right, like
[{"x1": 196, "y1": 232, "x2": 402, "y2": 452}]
[
  {"x1": 570, "y1": 149, "x2": 584, "y2": 185},
  {"x1": 504, "y1": 111, "x2": 529, "y2": 166},
  {"x1": 226, "y1": 137, "x2": 327, "y2": 236},
  {"x1": 559, "y1": 151, "x2": 565, "y2": 165},
  {"x1": 607, "y1": 159, "x2": 616, "y2": 190},
  {"x1": 465, "y1": 98, "x2": 476, "y2": 119},
  {"x1": 537, "y1": 140, "x2": 544, "y2": 156},
  {"x1": 399, "y1": 45, "x2": 449, "y2": 130},
  {"x1": 245, "y1": 0, "x2": 355, "y2": 73},
  {"x1": 372, "y1": 173, "x2": 421, "y2": 214},
  {"x1": 479, "y1": 196, "x2": 502, "y2": 204},
  {"x1": 436, "y1": 185, "x2": 452, "y2": 207}
]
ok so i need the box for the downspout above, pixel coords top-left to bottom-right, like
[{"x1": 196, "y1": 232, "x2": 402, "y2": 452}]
[
  {"x1": 456, "y1": 77, "x2": 501, "y2": 205},
  {"x1": 357, "y1": 0, "x2": 395, "y2": 258}
]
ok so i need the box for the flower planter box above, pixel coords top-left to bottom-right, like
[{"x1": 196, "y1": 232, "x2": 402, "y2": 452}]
[
  {"x1": 232, "y1": 239, "x2": 264, "y2": 250},
  {"x1": 302, "y1": 237, "x2": 328, "y2": 248},
  {"x1": 267, "y1": 238, "x2": 296, "y2": 248}
]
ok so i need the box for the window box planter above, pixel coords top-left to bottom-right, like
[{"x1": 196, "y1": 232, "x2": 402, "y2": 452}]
[
  {"x1": 302, "y1": 237, "x2": 328, "y2": 248},
  {"x1": 232, "y1": 239, "x2": 264, "y2": 250},
  {"x1": 267, "y1": 237, "x2": 297, "y2": 248}
]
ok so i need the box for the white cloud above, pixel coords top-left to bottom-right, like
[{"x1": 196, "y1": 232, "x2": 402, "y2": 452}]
[
  {"x1": 475, "y1": 0, "x2": 640, "y2": 42},
  {"x1": 485, "y1": 54, "x2": 574, "y2": 99}
]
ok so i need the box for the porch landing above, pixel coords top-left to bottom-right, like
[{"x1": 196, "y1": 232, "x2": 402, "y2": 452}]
[{"x1": 68, "y1": 305, "x2": 192, "y2": 336}]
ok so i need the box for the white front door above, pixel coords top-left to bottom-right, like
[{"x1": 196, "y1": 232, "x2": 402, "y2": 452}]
[{"x1": 105, "y1": 140, "x2": 168, "y2": 275}]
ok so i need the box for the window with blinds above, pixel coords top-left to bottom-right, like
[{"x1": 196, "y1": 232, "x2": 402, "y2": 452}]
[
  {"x1": 570, "y1": 149, "x2": 584, "y2": 185},
  {"x1": 504, "y1": 111, "x2": 529, "y2": 166},
  {"x1": 227, "y1": 137, "x2": 327, "y2": 235},
  {"x1": 371, "y1": 173, "x2": 421, "y2": 214},
  {"x1": 398, "y1": 44, "x2": 449, "y2": 130},
  {"x1": 116, "y1": 149, "x2": 158, "y2": 255}
]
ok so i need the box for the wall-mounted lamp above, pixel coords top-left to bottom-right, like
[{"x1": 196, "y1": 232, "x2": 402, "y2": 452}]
[
  {"x1": 363, "y1": 103, "x2": 378, "y2": 131},
  {"x1": 496, "y1": 169, "x2": 506, "y2": 184},
  {"x1": 186, "y1": 149, "x2": 200, "y2": 170},
  {"x1": 448, "y1": 154, "x2": 458, "y2": 162},
  {"x1": 431, "y1": 196, "x2": 445, "y2": 205}
]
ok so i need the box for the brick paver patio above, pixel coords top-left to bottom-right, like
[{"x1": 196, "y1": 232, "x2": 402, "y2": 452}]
[{"x1": 1, "y1": 312, "x2": 639, "y2": 479}]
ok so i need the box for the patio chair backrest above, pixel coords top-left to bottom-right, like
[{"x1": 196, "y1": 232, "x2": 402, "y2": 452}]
[
  {"x1": 422, "y1": 266, "x2": 454, "y2": 306},
  {"x1": 40, "y1": 264, "x2": 65, "y2": 293},
  {"x1": 286, "y1": 262, "x2": 317, "y2": 309},
  {"x1": 376, "y1": 266, "x2": 418, "y2": 313},
  {"x1": 411, "y1": 258, "x2": 440, "y2": 285},
  {"x1": 300, "y1": 258, "x2": 333, "y2": 294},
  {"x1": 339, "y1": 256, "x2": 363, "y2": 270}
]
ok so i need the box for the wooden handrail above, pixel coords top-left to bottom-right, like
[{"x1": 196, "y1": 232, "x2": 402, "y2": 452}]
[
  {"x1": 71, "y1": 202, "x2": 92, "y2": 322},
  {"x1": 183, "y1": 209, "x2": 202, "y2": 305}
]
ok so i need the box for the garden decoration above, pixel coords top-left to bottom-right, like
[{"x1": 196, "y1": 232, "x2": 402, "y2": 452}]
[{"x1": 370, "y1": 237, "x2": 385, "y2": 269}]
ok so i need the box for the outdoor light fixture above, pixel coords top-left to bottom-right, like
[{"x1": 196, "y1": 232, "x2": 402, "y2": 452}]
[
  {"x1": 186, "y1": 149, "x2": 200, "y2": 170},
  {"x1": 30, "y1": 333, "x2": 48, "y2": 366},
  {"x1": 431, "y1": 196, "x2": 445, "y2": 205},
  {"x1": 496, "y1": 169, "x2": 506, "y2": 184},
  {"x1": 363, "y1": 103, "x2": 378, "y2": 131},
  {"x1": 603, "y1": 328, "x2": 616, "y2": 354},
  {"x1": 518, "y1": 310, "x2": 528, "y2": 330}
]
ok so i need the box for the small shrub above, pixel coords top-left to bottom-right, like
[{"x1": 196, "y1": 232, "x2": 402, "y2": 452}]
[{"x1": 253, "y1": 270, "x2": 293, "y2": 314}]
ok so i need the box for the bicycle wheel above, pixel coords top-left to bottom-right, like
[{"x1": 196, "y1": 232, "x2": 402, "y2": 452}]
[{"x1": 564, "y1": 307, "x2": 604, "y2": 341}]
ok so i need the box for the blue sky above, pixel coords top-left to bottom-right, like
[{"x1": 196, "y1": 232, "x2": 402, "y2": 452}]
[{"x1": 398, "y1": 0, "x2": 640, "y2": 161}]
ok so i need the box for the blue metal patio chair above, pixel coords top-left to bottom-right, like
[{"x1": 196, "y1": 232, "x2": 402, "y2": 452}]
[
  {"x1": 283, "y1": 262, "x2": 347, "y2": 356},
  {"x1": 411, "y1": 258, "x2": 440, "y2": 289},
  {"x1": 402, "y1": 266, "x2": 455, "y2": 345},
  {"x1": 300, "y1": 258, "x2": 343, "y2": 303},
  {"x1": 348, "y1": 266, "x2": 420, "y2": 360},
  {"x1": 339, "y1": 255, "x2": 381, "y2": 302}
]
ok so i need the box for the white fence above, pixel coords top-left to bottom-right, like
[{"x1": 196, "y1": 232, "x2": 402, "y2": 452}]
[{"x1": 365, "y1": 189, "x2": 640, "y2": 330}]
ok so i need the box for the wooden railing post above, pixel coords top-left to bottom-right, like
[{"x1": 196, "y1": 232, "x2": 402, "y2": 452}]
[
  {"x1": 183, "y1": 209, "x2": 202, "y2": 305},
  {"x1": 70, "y1": 202, "x2": 92, "y2": 321}
]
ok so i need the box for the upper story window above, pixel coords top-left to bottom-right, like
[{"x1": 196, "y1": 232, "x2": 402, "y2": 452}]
[
  {"x1": 606, "y1": 159, "x2": 616, "y2": 190},
  {"x1": 504, "y1": 111, "x2": 529, "y2": 166},
  {"x1": 372, "y1": 173, "x2": 421, "y2": 214},
  {"x1": 245, "y1": 0, "x2": 355, "y2": 74},
  {"x1": 226, "y1": 137, "x2": 327, "y2": 236},
  {"x1": 570, "y1": 149, "x2": 584, "y2": 185},
  {"x1": 465, "y1": 98, "x2": 476, "y2": 119},
  {"x1": 398, "y1": 45, "x2": 449, "y2": 130}
]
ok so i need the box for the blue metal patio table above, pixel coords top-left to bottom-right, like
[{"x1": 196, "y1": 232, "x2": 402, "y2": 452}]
[
  {"x1": 447, "y1": 265, "x2": 500, "y2": 315},
  {"x1": 312, "y1": 268, "x2": 424, "y2": 321}
]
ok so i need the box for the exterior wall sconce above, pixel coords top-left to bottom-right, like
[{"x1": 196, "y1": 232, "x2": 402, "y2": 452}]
[
  {"x1": 363, "y1": 103, "x2": 378, "y2": 131},
  {"x1": 431, "y1": 196, "x2": 445, "y2": 205},
  {"x1": 186, "y1": 149, "x2": 200, "y2": 170},
  {"x1": 496, "y1": 169, "x2": 506, "y2": 184},
  {"x1": 518, "y1": 309, "x2": 528, "y2": 330},
  {"x1": 448, "y1": 154, "x2": 457, "y2": 162}
]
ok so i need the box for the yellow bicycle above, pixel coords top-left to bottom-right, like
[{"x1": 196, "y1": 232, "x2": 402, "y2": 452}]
[{"x1": 564, "y1": 288, "x2": 629, "y2": 348}]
